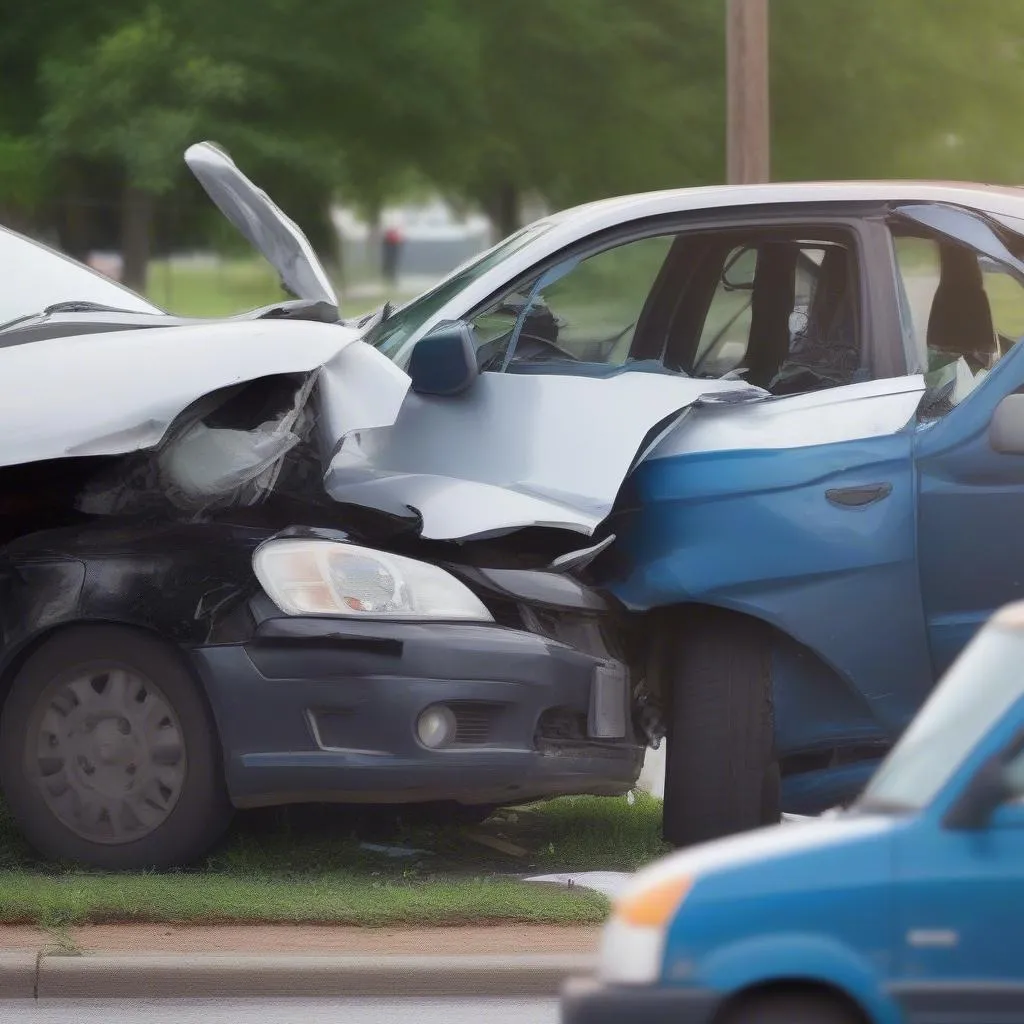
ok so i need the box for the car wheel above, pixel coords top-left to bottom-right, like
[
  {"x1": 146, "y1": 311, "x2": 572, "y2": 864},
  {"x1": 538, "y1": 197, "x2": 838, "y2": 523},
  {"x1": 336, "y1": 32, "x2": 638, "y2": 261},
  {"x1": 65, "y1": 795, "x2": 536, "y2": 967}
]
[
  {"x1": 662, "y1": 608, "x2": 780, "y2": 848},
  {"x1": 0, "y1": 625, "x2": 232, "y2": 869},
  {"x1": 720, "y1": 990, "x2": 863, "y2": 1024}
]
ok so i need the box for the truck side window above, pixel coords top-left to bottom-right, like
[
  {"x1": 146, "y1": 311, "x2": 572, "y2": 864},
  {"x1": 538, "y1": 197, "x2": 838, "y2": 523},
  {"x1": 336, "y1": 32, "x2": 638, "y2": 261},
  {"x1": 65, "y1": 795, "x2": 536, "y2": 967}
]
[
  {"x1": 470, "y1": 235, "x2": 675, "y2": 371},
  {"x1": 693, "y1": 238, "x2": 860, "y2": 395}
]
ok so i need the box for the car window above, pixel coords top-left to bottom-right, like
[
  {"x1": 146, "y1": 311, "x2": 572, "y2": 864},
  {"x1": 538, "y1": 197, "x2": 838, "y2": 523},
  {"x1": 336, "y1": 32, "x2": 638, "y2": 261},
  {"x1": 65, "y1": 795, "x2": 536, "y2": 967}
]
[
  {"x1": 859, "y1": 626, "x2": 1024, "y2": 813},
  {"x1": 470, "y1": 234, "x2": 674, "y2": 371},
  {"x1": 693, "y1": 239, "x2": 860, "y2": 394},
  {"x1": 892, "y1": 234, "x2": 1024, "y2": 418},
  {"x1": 0, "y1": 226, "x2": 160, "y2": 327},
  {"x1": 692, "y1": 246, "x2": 757, "y2": 377},
  {"x1": 365, "y1": 219, "x2": 556, "y2": 367}
]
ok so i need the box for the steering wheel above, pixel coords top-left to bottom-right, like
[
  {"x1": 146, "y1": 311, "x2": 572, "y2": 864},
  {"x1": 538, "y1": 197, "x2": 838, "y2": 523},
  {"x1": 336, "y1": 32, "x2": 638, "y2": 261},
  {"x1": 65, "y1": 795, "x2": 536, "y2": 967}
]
[{"x1": 508, "y1": 332, "x2": 581, "y2": 363}]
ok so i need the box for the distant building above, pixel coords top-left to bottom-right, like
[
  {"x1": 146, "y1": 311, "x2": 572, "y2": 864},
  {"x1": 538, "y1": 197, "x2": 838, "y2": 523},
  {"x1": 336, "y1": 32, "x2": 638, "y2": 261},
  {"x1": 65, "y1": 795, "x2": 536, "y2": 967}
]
[{"x1": 332, "y1": 198, "x2": 492, "y2": 282}]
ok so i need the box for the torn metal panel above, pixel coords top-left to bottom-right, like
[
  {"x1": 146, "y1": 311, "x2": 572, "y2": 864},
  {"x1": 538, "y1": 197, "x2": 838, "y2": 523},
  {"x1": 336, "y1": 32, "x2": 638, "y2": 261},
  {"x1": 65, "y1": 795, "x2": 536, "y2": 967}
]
[
  {"x1": 325, "y1": 371, "x2": 762, "y2": 541},
  {"x1": 0, "y1": 320, "x2": 407, "y2": 469},
  {"x1": 648, "y1": 376, "x2": 927, "y2": 461},
  {"x1": 157, "y1": 370, "x2": 321, "y2": 510}
]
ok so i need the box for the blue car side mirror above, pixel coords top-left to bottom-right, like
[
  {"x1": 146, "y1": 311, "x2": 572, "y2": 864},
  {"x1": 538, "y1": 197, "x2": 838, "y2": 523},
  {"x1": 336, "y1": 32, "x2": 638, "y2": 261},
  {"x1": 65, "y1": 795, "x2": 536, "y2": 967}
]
[{"x1": 408, "y1": 321, "x2": 479, "y2": 396}]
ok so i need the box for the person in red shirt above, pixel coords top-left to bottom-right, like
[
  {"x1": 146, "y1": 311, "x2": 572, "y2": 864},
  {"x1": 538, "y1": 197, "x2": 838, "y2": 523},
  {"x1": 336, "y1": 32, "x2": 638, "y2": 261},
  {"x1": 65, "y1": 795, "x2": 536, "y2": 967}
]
[{"x1": 382, "y1": 225, "x2": 402, "y2": 285}]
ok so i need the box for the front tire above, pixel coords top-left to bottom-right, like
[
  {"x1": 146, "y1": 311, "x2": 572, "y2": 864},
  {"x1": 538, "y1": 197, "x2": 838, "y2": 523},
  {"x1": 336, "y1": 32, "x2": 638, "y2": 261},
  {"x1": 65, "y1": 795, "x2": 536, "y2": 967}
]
[
  {"x1": 0, "y1": 625, "x2": 231, "y2": 869},
  {"x1": 662, "y1": 608, "x2": 780, "y2": 848},
  {"x1": 720, "y1": 991, "x2": 863, "y2": 1024}
]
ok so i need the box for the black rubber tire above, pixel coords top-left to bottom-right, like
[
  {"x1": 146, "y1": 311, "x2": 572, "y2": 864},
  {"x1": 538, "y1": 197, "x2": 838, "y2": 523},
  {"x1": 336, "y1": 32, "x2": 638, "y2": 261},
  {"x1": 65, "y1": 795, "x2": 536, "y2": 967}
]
[
  {"x1": 663, "y1": 608, "x2": 780, "y2": 848},
  {"x1": 0, "y1": 625, "x2": 232, "y2": 869},
  {"x1": 719, "y1": 990, "x2": 863, "y2": 1024}
]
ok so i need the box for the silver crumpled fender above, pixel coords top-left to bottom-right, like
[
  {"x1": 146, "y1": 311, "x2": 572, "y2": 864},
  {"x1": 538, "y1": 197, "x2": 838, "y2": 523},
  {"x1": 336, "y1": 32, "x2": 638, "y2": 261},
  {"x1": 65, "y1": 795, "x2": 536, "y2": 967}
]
[
  {"x1": 324, "y1": 371, "x2": 763, "y2": 541},
  {"x1": 0, "y1": 318, "x2": 409, "y2": 468}
]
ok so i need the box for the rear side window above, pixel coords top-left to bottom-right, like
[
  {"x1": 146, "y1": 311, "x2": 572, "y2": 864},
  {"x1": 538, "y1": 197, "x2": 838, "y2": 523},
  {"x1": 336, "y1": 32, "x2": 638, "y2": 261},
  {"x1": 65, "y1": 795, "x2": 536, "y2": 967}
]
[{"x1": 892, "y1": 234, "x2": 1024, "y2": 418}]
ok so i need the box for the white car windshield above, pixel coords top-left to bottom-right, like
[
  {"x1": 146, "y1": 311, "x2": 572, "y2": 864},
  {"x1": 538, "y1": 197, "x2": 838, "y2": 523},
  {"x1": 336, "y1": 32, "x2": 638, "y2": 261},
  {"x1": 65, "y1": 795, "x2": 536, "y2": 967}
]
[
  {"x1": 363, "y1": 219, "x2": 555, "y2": 367},
  {"x1": 859, "y1": 626, "x2": 1024, "y2": 812},
  {"x1": 0, "y1": 226, "x2": 161, "y2": 328}
]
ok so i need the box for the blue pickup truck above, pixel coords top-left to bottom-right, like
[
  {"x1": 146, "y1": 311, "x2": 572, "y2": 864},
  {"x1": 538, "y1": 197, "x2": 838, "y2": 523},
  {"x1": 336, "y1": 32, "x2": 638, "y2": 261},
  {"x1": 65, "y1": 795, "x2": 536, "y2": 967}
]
[
  {"x1": 562, "y1": 598, "x2": 1024, "y2": 1024},
  {"x1": 360, "y1": 182, "x2": 1024, "y2": 848}
]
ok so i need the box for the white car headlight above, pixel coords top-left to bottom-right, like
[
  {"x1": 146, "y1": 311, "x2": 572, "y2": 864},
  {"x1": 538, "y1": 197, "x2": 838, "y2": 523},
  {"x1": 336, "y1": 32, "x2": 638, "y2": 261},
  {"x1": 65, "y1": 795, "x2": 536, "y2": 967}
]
[{"x1": 253, "y1": 539, "x2": 493, "y2": 621}]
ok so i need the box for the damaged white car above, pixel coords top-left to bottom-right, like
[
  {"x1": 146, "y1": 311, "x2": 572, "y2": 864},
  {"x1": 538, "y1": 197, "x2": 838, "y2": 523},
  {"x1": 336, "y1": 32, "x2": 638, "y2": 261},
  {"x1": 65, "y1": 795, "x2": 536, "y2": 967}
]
[{"x1": 3, "y1": 142, "x2": 1024, "y2": 868}]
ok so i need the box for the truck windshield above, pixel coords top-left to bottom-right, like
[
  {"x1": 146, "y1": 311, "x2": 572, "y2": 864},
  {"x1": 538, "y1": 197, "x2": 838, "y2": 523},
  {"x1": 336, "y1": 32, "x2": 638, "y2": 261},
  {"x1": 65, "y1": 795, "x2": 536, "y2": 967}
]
[
  {"x1": 858, "y1": 627, "x2": 1024, "y2": 813},
  {"x1": 363, "y1": 219, "x2": 555, "y2": 367}
]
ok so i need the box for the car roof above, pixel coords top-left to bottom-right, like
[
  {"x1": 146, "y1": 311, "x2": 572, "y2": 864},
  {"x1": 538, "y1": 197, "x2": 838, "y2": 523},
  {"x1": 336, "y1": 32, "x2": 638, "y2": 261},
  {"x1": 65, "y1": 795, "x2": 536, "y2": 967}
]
[{"x1": 547, "y1": 180, "x2": 1024, "y2": 237}]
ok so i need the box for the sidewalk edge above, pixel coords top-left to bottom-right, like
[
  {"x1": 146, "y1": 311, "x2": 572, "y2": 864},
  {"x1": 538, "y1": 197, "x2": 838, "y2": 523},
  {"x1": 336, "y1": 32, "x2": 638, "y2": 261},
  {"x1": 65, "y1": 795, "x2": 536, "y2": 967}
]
[{"x1": 36, "y1": 953, "x2": 596, "y2": 999}]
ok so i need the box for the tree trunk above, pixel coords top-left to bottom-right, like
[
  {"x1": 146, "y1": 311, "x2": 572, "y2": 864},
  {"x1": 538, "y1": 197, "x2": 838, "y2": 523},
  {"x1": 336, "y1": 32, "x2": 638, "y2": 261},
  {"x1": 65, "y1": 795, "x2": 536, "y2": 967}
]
[
  {"x1": 487, "y1": 182, "x2": 520, "y2": 240},
  {"x1": 121, "y1": 183, "x2": 153, "y2": 293},
  {"x1": 0, "y1": 205, "x2": 34, "y2": 237}
]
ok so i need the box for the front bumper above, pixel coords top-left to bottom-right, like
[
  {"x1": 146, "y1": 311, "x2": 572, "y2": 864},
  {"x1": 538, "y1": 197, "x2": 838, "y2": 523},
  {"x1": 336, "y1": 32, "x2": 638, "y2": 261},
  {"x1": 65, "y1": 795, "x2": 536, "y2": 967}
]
[
  {"x1": 190, "y1": 613, "x2": 643, "y2": 809},
  {"x1": 561, "y1": 978, "x2": 719, "y2": 1024}
]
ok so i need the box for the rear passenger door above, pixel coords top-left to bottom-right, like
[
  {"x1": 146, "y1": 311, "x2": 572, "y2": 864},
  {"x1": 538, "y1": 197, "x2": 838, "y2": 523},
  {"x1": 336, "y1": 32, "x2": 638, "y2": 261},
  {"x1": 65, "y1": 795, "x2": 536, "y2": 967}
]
[{"x1": 895, "y1": 205, "x2": 1024, "y2": 675}]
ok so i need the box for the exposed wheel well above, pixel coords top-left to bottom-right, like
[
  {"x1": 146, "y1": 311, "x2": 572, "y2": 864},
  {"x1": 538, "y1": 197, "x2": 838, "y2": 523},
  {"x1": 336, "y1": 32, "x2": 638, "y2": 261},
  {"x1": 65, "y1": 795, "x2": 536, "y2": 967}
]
[
  {"x1": 631, "y1": 602, "x2": 885, "y2": 768},
  {"x1": 716, "y1": 979, "x2": 870, "y2": 1024}
]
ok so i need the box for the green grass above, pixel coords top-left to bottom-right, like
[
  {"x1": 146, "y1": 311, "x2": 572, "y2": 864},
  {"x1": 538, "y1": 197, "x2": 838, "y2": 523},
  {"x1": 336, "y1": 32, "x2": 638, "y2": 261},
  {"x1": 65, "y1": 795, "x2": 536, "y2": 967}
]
[
  {"x1": 0, "y1": 795, "x2": 667, "y2": 927},
  {"x1": 144, "y1": 257, "x2": 412, "y2": 319}
]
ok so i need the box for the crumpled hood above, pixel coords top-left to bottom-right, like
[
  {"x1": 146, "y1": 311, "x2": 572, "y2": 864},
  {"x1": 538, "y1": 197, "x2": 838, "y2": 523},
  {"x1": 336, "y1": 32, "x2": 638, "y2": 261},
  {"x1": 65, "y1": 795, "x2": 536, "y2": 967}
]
[
  {"x1": 324, "y1": 372, "x2": 763, "y2": 540},
  {"x1": 185, "y1": 141, "x2": 339, "y2": 312},
  {"x1": 0, "y1": 319, "x2": 408, "y2": 469}
]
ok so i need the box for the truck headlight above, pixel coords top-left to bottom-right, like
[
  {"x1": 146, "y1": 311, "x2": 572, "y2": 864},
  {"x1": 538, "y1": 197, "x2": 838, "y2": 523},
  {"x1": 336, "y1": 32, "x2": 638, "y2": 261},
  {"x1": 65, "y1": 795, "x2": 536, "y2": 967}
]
[
  {"x1": 600, "y1": 873, "x2": 693, "y2": 984},
  {"x1": 253, "y1": 539, "x2": 493, "y2": 621}
]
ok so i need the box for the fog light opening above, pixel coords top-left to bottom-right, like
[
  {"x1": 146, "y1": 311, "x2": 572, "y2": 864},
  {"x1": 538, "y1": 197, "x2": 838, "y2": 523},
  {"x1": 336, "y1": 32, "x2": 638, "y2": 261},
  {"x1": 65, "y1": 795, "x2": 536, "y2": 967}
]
[{"x1": 417, "y1": 705, "x2": 457, "y2": 749}]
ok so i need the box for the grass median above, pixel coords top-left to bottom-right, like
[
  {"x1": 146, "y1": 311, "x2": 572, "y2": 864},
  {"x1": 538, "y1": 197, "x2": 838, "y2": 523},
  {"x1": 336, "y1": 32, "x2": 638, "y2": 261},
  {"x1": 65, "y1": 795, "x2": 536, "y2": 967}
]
[{"x1": 0, "y1": 794, "x2": 668, "y2": 927}]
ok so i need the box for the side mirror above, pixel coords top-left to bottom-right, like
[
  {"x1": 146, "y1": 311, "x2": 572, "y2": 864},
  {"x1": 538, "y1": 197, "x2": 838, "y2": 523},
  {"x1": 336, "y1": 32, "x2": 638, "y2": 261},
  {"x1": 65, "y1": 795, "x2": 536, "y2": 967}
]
[
  {"x1": 944, "y1": 727, "x2": 1024, "y2": 830},
  {"x1": 990, "y1": 393, "x2": 1024, "y2": 454},
  {"x1": 408, "y1": 321, "x2": 479, "y2": 396},
  {"x1": 943, "y1": 756, "x2": 1009, "y2": 829}
]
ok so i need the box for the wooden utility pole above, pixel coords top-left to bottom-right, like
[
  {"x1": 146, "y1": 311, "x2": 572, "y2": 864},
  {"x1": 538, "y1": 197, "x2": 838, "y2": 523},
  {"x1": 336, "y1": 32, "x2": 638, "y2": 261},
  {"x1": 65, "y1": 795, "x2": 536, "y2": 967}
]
[{"x1": 726, "y1": 0, "x2": 770, "y2": 184}]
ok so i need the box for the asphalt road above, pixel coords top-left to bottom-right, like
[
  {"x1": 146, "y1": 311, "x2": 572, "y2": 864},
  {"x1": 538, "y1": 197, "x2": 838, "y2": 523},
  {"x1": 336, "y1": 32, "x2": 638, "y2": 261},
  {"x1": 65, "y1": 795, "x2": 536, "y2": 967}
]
[{"x1": 0, "y1": 997, "x2": 559, "y2": 1024}]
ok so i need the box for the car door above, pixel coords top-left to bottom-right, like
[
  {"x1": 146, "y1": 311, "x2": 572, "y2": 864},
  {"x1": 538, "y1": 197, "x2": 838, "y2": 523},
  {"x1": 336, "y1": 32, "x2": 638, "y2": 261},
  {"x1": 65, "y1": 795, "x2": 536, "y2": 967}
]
[
  {"x1": 330, "y1": 210, "x2": 922, "y2": 545},
  {"x1": 328, "y1": 227, "x2": 772, "y2": 541},
  {"x1": 895, "y1": 204, "x2": 1024, "y2": 677},
  {"x1": 891, "y1": 703, "x2": 1024, "y2": 1023}
]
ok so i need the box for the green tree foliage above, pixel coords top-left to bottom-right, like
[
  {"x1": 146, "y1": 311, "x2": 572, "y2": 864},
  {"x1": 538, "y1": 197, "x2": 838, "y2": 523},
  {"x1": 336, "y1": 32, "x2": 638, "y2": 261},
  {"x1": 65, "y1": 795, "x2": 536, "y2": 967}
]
[
  {"x1": 6, "y1": 0, "x2": 1024, "y2": 281},
  {"x1": 771, "y1": 0, "x2": 1024, "y2": 181},
  {"x1": 40, "y1": 4, "x2": 249, "y2": 286}
]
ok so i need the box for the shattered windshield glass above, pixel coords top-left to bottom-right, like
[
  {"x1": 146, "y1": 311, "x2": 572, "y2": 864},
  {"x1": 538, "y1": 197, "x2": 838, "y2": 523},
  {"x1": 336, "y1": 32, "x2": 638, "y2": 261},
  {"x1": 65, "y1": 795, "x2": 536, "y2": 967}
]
[
  {"x1": 0, "y1": 226, "x2": 162, "y2": 327},
  {"x1": 363, "y1": 219, "x2": 555, "y2": 367}
]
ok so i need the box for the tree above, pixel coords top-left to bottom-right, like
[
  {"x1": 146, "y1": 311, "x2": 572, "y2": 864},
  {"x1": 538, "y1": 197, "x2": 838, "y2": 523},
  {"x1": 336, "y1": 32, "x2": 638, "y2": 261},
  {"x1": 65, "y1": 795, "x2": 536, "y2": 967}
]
[
  {"x1": 771, "y1": 0, "x2": 1024, "y2": 182},
  {"x1": 420, "y1": 0, "x2": 725, "y2": 235},
  {"x1": 41, "y1": 4, "x2": 248, "y2": 289}
]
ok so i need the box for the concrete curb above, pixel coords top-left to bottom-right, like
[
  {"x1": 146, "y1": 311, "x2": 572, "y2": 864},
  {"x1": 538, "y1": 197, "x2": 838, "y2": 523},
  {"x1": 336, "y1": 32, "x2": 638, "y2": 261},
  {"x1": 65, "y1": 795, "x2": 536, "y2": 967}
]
[
  {"x1": 0, "y1": 952, "x2": 37, "y2": 1000},
  {"x1": 27, "y1": 953, "x2": 594, "y2": 1000}
]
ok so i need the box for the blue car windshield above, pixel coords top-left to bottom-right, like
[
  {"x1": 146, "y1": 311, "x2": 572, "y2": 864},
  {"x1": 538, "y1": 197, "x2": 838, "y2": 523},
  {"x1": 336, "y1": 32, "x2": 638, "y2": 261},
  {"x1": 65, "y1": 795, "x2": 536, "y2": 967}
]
[
  {"x1": 363, "y1": 219, "x2": 555, "y2": 367},
  {"x1": 859, "y1": 626, "x2": 1024, "y2": 813}
]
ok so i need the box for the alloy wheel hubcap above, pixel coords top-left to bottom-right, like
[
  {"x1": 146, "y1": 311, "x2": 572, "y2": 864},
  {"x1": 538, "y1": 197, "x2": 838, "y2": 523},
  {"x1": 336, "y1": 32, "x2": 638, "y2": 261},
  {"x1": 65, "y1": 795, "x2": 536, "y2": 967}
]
[{"x1": 28, "y1": 666, "x2": 187, "y2": 844}]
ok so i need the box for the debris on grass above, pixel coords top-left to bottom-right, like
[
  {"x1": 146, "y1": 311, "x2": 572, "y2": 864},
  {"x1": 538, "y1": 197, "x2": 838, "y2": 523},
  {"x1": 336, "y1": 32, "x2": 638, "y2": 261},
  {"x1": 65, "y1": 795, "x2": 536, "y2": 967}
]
[
  {"x1": 523, "y1": 871, "x2": 632, "y2": 899},
  {"x1": 461, "y1": 831, "x2": 530, "y2": 858},
  {"x1": 358, "y1": 842, "x2": 432, "y2": 859}
]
